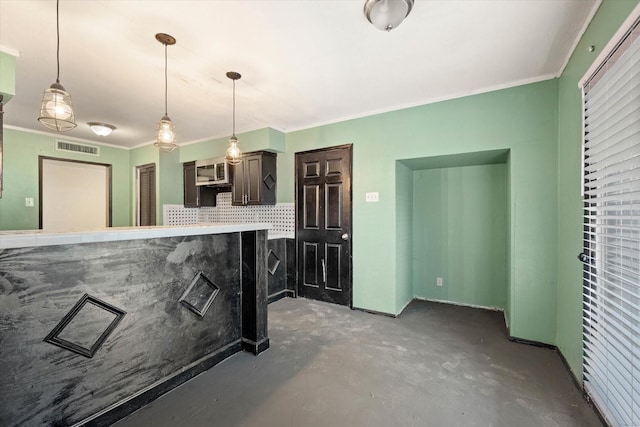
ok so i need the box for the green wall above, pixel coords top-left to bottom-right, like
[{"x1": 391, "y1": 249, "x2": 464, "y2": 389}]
[
  {"x1": 128, "y1": 145, "x2": 183, "y2": 226},
  {"x1": 395, "y1": 161, "x2": 414, "y2": 313},
  {"x1": 556, "y1": 0, "x2": 639, "y2": 381},
  {"x1": 0, "y1": 51, "x2": 16, "y2": 103},
  {"x1": 279, "y1": 79, "x2": 559, "y2": 344},
  {"x1": 159, "y1": 148, "x2": 182, "y2": 214},
  {"x1": 0, "y1": 128, "x2": 130, "y2": 230},
  {"x1": 412, "y1": 164, "x2": 507, "y2": 309},
  {"x1": 505, "y1": 152, "x2": 513, "y2": 329},
  {"x1": 179, "y1": 127, "x2": 285, "y2": 164}
]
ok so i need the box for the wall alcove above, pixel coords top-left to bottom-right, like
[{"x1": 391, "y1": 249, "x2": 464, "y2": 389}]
[{"x1": 396, "y1": 149, "x2": 511, "y2": 317}]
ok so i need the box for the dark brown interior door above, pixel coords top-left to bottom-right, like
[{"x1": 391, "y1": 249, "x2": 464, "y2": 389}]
[
  {"x1": 137, "y1": 163, "x2": 156, "y2": 226},
  {"x1": 296, "y1": 145, "x2": 352, "y2": 307}
]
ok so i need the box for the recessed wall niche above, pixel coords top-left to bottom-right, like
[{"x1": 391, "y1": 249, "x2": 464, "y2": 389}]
[{"x1": 397, "y1": 149, "x2": 510, "y2": 310}]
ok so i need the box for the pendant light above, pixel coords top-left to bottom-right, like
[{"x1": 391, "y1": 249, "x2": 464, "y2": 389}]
[
  {"x1": 38, "y1": 0, "x2": 77, "y2": 132},
  {"x1": 364, "y1": 0, "x2": 414, "y2": 32},
  {"x1": 154, "y1": 33, "x2": 177, "y2": 153},
  {"x1": 225, "y1": 71, "x2": 243, "y2": 165}
]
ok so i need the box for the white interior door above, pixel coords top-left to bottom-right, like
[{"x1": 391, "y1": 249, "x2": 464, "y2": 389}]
[{"x1": 41, "y1": 157, "x2": 111, "y2": 231}]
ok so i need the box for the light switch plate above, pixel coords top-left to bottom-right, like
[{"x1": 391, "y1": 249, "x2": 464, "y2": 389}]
[{"x1": 365, "y1": 192, "x2": 379, "y2": 202}]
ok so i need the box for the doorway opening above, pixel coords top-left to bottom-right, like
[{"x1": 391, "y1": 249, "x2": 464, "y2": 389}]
[{"x1": 39, "y1": 156, "x2": 112, "y2": 231}]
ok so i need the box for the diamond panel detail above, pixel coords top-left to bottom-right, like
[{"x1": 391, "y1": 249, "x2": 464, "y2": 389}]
[
  {"x1": 44, "y1": 294, "x2": 126, "y2": 358},
  {"x1": 179, "y1": 271, "x2": 220, "y2": 317},
  {"x1": 263, "y1": 173, "x2": 276, "y2": 190},
  {"x1": 267, "y1": 249, "x2": 281, "y2": 276}
]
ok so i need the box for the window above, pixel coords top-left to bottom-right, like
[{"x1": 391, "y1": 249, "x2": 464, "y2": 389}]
[{"x1": 580, "y1": 10, "x2": 640, "y2": 427}]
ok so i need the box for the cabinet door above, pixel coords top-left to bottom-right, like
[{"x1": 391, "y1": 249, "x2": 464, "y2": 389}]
[
  {"x1": 231, "y1": 163, "x2": 245, "y2": 205},
  {"x1": 183, "y1": 162, "x2": 198, "y2": 207},
  {"x1": 245, "y1": 154, "x2": 263, "y2": 205},
  {"x1": 230, "y1": 152, "x2": 277, "y2": 206}
]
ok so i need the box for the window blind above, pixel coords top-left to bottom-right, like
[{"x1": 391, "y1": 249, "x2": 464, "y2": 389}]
[{"x1": 582, "y1": 15, "x2": 640, "y2": 427}]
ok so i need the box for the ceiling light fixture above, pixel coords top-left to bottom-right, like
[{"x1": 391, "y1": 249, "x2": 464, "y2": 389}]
[
  {"x1": 154, "y1": 33, "x2": 177, "y2": 153},
  {"x1": 225, "y1": 71, "x2": 243, "y2": 166},
  {"x1": 88, "y1": 122, "x2": 116, "y2": 137},
  {"x1": 364, "y1": 0, "x2": 414, "y2": 32},
  {"x1": 38, "y1": 0, "x2": 77, "y2": 132}
]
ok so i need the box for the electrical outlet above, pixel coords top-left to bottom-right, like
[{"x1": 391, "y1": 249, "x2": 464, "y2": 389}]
[
  {"x1": 437, "y1": 277, "x2": 443, "y2": 287},
  {"x1": 365, "y1": 192, "x2": 379, "y2": 202},
  {"x1": 25, "y1": 197, "x2": 34, "y2": 207}
]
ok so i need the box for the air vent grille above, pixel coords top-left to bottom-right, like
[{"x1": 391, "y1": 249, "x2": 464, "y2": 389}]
[{"x1": 56, "y1": 140, "x2": 100, "y2": 156}]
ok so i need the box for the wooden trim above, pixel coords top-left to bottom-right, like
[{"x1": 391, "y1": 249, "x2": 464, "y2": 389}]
[
  {"x1": 294, "y1": 143, "x2": 353, "y2": 156},
  {"x1": 38, "y1": 156, "x2": 113, "y2": 229}
]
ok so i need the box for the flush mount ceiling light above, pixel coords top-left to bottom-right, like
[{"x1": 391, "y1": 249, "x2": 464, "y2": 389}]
[
  {"x1": 38, "y1": 0, "x2": 77, "y2": 132},
  {"x1": 225, "y1": 71, "x2": 243, "y2": 166},
  {"x1": 154, "y1": 33, "x2": 178, "y2": 153},
  {"x1": 88, "y1": 122, "x2": 116, "y2": 137},
  {"x1": 364, "y1": 0, "x2": 414, "y2": 31}
]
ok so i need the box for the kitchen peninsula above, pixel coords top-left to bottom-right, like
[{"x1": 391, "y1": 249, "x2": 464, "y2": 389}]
[{"x1": 0, "y1": 224, "x2": 270, "y2": 427}]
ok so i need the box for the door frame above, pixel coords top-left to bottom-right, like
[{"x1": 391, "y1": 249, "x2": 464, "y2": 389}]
[
  {"x1": 38, "y1": 156, "x2": 113, "y2": 229},
  {"x1": 295, "y1": 143, "x2": 353, "y2": 307},
  {"x1": 135, "y1": 163, "x2": 156, "y2": 226}
]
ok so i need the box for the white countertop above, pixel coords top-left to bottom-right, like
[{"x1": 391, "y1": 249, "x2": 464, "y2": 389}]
[{"x1": 0, "y1": 223, "x2": 272, "y2": 249}]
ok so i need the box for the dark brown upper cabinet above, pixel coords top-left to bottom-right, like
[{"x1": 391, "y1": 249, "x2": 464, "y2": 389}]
[
  {"x1": 183, "y1": 161, "x2": 217, "y2": 207},
  {"x1": 231, "y1": 151, "x2": 276, "y2": 206}
]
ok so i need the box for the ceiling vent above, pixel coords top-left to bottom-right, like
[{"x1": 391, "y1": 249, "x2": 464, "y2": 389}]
[{"x1": 56, "y1": 140, "x2": 99, "y2": 156}]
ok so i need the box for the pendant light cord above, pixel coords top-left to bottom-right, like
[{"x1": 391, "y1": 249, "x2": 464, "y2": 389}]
[
  {"x1": 164, "y1": 43, "x2": 168, "y2": 116},
  {"x1": 232, "y1": 79, "x2": 236, "y2": 137},
  {"x1": 56, "y1": 0, "x2": 60, "y2": 84}
]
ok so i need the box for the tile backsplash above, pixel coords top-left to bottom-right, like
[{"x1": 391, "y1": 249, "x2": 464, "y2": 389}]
[{"x1": 163, "y1": 193, "x2": 294, "y2": 238}]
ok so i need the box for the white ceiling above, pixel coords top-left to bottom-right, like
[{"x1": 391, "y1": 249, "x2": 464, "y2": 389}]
[{"x1": 0, "y1": 0, "x2": 599, "y2": 149}]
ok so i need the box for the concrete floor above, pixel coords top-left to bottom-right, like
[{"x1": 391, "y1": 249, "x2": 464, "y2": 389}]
[{"x1": 114, "y1": 298, "x2": 602, "y2": 427}]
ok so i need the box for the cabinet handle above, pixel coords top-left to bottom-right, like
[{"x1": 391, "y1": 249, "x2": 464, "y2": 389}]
[{"x1": 321, "y1": 259, "x2": 326, "y2": 283}]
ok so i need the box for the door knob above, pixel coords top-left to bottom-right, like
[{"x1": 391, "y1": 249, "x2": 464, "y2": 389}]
[
  {"x1": 341, "y1": 233, "x2": 349, "y2": 241},
  {"x1": 578, "y1": 252, "x2": 589, "y2": 263}
]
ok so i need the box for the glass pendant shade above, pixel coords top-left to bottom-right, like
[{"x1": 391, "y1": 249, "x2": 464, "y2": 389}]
[
  {"x1": 364, "y1": 0, "x2": 414, "y2": 31},
  {"x1": 226, "y1": 135, "x2": 242, "y2": 165},
  {"x1": 154, "y1": 115, "x2": 177, "y2": 152},
  {"x1": 38, "y1": 82, "x2": 77, "y2": 131}
]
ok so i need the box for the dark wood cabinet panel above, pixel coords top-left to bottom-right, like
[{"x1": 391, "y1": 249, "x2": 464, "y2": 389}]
[
  {"x1": 183, "y1": 161, "x2": 217, "y2": 208},
  {"x1": 267, "y1": 238, "x2": 296, "y2": 303},
  {"x1": 231, "y1": 152, "x2": 276, "y2": 206}
]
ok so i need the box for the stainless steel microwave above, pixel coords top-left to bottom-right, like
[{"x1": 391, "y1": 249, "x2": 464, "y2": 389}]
[{"x1": 195, "y1": 157, "x2": 230, "y2": 186}]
